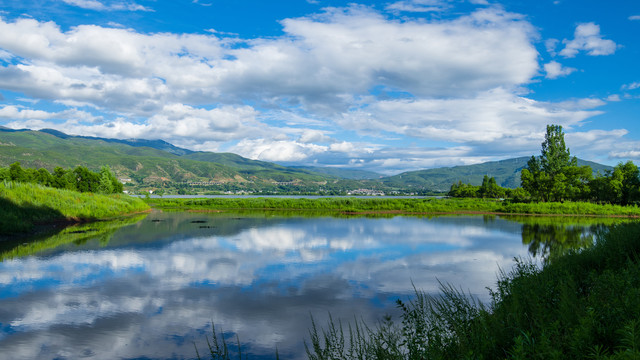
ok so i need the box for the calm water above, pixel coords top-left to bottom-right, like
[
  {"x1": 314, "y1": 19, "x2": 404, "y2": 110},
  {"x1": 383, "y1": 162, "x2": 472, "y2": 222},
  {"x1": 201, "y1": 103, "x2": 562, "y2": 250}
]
[{"x1": 0, "y1": 212, "x2": 605, "y2": 359}]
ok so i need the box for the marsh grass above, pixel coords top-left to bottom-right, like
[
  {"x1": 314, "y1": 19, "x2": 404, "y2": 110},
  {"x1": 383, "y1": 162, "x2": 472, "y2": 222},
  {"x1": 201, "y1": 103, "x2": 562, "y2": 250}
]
[
  {"x1": 0, "y1": 181, "x2": 149, "y2": 235},
  {"x1": 148, "y1": 197, "x2": 640, "y2": 217},
  {"x1": 306, "y1": 223, "x2": 640, "y2": 359},
  {"x1": 194, "y1": 322, "x2": 280, "y2": 360}
]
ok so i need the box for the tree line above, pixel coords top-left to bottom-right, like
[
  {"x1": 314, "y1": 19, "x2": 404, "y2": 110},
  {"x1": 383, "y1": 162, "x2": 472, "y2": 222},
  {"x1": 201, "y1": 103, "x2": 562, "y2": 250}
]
[
  {"x1": 449, "y1": 125, "x2": 640, "y2": 205},
  {"x1": 0, "y1": 162, "x2": 123, "y2": 195}
]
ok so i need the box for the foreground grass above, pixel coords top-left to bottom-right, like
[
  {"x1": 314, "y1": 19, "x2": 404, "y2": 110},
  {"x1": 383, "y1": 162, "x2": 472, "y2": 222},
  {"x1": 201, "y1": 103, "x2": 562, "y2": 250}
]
[
  {"x1": 148, "y1": 197, "x2": 640, "y2": 217},
  {"x1": 0, "y1": 181, "x2": 150, "y2": 235},
  {"x1": 306, "y1": 222, "x2": 640, "y2": 359}
]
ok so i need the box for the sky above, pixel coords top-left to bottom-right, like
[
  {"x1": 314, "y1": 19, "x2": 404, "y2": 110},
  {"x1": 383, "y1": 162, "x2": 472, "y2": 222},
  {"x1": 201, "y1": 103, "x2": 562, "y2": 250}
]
[{"x1": 0, "y1": 0, "x2": 638, "y2": 175}]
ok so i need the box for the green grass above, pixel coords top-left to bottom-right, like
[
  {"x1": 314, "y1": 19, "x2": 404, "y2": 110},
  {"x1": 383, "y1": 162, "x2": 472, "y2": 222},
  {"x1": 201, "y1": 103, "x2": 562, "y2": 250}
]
[
  {"x1": 147, "y1": 197, "x2": 640, "y2": 217},
  {"x1": 0, "y1": 181, "x2": 150, "y2": 235},
  {"x1": 306, "y1": 222, "x2": 640, "y2": 359}
]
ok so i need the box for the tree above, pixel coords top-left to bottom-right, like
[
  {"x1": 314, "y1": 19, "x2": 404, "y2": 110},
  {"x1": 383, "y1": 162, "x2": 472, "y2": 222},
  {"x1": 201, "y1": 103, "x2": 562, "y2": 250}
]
[
  {"x1": 589, "y1": 161, "x2": 640, "y2": 205},
  {"x1": 540, "y1": 124, "x2": 576, "y2": 176},
  {"x1": 479, "y1": 175, "x2": 504, "y2": 198},
  {"x1": 9, "y1": 162, "x2": 27, "y2": 182},
  {"x1": 522, "y1": 125, "x2": 585, "y2": 202},
  {"x1": 73, "y1": 166, "x2": 99, "y2": 193},
  {"x1": 35, "y1": 168, "x2": 54, "y2": 187},
  {"x1": 97, "y1": 165, "x2": 123, "y2": 194}
]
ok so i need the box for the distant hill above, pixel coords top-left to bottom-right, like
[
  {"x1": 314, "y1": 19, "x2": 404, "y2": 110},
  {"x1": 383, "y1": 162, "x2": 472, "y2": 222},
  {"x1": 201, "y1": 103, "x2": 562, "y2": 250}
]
[
  {"x1": 0, "y1": 128, "x2": 333, "y2": 186},
  {"x1": 38, "y1": 128, "x2": 196, "y2": 156},
  {"x1": 381, "y1": 157, "x2": 613, "y2": 192},
  {"x1": 289, "y1": 166, "x2": 382, "y2": 180}
]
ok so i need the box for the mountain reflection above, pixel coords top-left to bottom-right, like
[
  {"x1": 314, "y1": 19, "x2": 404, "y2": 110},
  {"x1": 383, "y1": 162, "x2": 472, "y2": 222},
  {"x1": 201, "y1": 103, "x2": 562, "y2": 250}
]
[{"x1": 0, "y1": 213, "x2": 610, "y2": 359}]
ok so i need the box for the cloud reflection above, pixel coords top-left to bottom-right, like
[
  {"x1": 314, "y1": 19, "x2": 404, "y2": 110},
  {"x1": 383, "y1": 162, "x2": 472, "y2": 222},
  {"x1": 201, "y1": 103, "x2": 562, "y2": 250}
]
[{"x1": 0, "y1": 214, "x2": 533, "y2": 359}]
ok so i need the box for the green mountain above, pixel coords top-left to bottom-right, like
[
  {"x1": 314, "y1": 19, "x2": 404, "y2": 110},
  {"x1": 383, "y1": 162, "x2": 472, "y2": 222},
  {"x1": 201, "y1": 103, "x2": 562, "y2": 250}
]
[
  {"x1": 382, "y1": 157, "x2": 614, "y2": 192},
  {"x1": 289, "y1": 166, "x2": 382, "y2": 180},
  {"x1": 0, "y1": 128, "x2": 332, "y2": 187}
]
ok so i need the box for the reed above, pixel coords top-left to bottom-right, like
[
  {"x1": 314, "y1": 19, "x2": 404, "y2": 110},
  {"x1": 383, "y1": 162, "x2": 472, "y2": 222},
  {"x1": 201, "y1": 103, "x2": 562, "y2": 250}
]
[{"x1": 148, "y1": 197, "x2": 640, "y2": 217}]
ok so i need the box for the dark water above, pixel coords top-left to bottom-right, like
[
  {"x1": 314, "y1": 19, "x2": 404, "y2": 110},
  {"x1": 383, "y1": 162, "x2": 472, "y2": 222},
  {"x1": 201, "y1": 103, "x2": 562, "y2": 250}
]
[{"x1": 0, "y1": 212, "x2": 607, "y2": 359}]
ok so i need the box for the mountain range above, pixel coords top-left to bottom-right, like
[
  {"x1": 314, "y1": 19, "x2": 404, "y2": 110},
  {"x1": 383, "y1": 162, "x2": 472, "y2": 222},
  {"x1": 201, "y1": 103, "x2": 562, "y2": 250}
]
[{"x1": 0, "y1": 127, "x2": 613, "y2": 193}]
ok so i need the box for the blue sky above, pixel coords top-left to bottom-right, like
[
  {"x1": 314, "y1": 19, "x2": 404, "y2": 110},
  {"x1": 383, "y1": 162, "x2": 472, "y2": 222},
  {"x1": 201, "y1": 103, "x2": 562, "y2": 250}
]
[{"x1": 0, "y1": 0, "x2": 638, "y2": 174}]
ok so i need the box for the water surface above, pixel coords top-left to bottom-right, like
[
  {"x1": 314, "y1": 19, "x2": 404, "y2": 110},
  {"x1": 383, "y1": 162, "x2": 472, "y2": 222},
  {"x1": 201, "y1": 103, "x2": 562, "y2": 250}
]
[{"x1": 0, "y1": 212, "x2": 606, "y2": 359}]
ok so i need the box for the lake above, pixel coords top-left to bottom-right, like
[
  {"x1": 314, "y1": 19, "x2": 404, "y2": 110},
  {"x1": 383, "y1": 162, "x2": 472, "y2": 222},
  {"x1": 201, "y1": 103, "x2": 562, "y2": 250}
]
[{"x1": 0, "y1": 211, "x2": 610, "y2": 359}]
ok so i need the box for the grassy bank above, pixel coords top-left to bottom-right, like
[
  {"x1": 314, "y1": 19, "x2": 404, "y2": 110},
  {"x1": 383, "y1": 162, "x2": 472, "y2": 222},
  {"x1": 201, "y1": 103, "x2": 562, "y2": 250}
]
[
  {"x1": 147, "y1": 197, "x2": 640, "y2": 217},
  {"x1": 0, "y1": 181, "x2": 150, "y2": 235},
  {"x1": 306, "y1": 222, "x2": 640, "y2": 359}
]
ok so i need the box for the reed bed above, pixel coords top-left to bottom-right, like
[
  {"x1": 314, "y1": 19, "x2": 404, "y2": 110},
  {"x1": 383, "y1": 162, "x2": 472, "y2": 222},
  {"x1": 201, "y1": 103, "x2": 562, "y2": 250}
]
[{"x1": 149, "y1": 197, "x2": 640, "y2": 217}]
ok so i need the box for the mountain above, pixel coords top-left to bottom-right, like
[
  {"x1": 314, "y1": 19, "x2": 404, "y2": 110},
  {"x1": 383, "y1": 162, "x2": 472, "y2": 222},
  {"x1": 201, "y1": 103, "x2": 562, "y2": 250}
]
[
  {"x1": 289, "y1": 166, "x2": 382, "y2": 180},
  {"x1": 382, "y1": 157, "x2": 614, "y2": 192},
  {"x1": 0, "y1": 128, "x2": 333, "y2": 187},
  {"x1": 38, "y1": 128, "x2": 196, "y2": 156}
]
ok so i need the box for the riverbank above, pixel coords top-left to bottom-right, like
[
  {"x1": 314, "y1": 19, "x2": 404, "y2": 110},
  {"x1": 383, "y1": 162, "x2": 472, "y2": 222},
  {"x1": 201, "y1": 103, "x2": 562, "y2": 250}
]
[
  {"x1": 0, "y1": 181, "x2": 150, "y2": 237},
  {"x1": 146, "y1": 197, "x2": 640, "y2": 217}
]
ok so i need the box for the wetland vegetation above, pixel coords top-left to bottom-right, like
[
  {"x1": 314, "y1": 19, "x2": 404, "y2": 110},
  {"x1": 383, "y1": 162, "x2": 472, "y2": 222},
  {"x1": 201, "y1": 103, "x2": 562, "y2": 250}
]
[{"x1": 0, "y1": 181, "x2": 149, "y2": 236}]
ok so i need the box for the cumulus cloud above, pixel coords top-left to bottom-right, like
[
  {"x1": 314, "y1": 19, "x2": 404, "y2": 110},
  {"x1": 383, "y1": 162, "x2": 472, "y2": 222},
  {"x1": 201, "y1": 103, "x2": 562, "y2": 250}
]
[
  {"x1": 338, "y1": 88, "x2": 602, "y2": 143},
  {"x1": 230, "y1": 138, "x2": 327, "y2": 162},
  {"x1": 560, "y1": 22, "x2": 618, "y2": 57},
  {"x1": 544, "y1": 61, "x2": 577, "y2": 79},
  {"x1": 0, "y1": 6, "x2": 627, "y2": 173}
]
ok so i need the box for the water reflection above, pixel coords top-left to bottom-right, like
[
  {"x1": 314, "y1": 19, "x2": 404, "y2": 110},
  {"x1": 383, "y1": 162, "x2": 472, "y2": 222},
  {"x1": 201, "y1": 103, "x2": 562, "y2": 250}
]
[{"x1": 0, "y1": 212, "x2": 616, "y2": 359}]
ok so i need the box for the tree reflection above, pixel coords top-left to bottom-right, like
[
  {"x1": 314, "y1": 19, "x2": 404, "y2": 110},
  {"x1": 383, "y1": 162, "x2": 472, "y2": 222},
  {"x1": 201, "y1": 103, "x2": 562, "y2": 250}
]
[
  {"x1": 521, "y1": 223, "x2": 596, "y2": 262},
  {"x1": 502, "y1": 215, "x2": 628, "y2": 263}
]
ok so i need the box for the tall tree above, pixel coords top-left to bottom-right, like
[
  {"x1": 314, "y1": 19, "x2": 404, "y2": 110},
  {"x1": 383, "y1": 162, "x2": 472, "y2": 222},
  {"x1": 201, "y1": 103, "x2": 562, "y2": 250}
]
[
  {"x1": 521, "y1": 125, "x2": 587, "y2": 202},
  {"x1": 540, "y1": 124, "x2": 577, "y2": 176}
]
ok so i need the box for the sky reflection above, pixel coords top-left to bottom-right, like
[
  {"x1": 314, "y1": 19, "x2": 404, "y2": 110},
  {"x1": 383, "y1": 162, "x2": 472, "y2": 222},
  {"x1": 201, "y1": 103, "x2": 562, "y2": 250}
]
[{"x1": 0, "y1": 213, "x2": 569, "y2": 359}]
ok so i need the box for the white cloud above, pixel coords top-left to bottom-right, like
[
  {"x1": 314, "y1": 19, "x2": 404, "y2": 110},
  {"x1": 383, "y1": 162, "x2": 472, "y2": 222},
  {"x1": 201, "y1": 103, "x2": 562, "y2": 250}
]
[
  {"x1": 338, "y1": 88, "x2": 602, "y2": 144},
  {"x1": 0, "y1": 6, "x2": 627, "y2": 173},
  {"x1": 543, "y1": 61, "x2": 577, "y2": 79},
  {"x1": 629, "y1": 15, "x2": 640, "y2": 21},
  {"x1": 386, "y1": 0, "x2": 450, "y2": 13},
  {"x1": 298, "y1": 129, "x2": 333, "y2": 144},
  {"x1": 230, "y1": 138, "x2": 328, "y2": 162},
  {"x1": 61, "y1": 0, "x2": 152, "y2": 11},
  {"x1": 560, "y1": 22, "x2": 617, "y2": 58},
  {"x1": 623, "y1": 82, "x2": 640, "y2": 90},
  {"x1": 545, "y1": 38, "x2": 559, "y2": 56}
]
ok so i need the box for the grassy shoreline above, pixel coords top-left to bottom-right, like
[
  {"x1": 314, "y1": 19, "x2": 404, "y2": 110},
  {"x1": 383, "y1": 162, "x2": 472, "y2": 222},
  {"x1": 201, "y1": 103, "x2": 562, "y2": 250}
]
[
  {"x1": 146, "y1": 197, "x2": 640, "y2": 217},
  {"x1": 0, "y1": 181, "x2": 150, "y2": 236}
]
